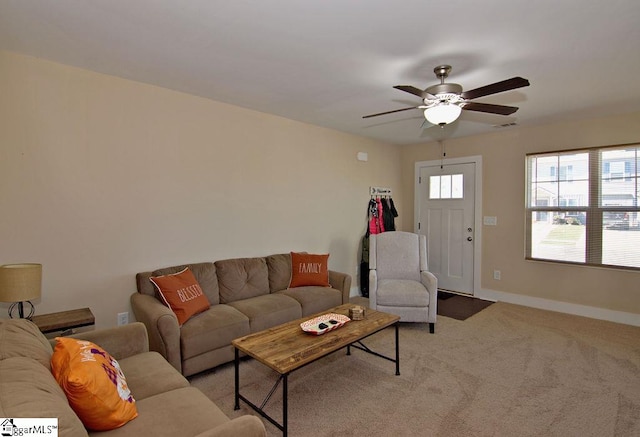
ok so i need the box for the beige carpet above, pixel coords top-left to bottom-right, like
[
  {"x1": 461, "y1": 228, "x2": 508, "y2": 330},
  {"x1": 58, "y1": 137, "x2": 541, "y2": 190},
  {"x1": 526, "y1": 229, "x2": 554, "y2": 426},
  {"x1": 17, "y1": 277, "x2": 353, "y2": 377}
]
[{"x1": 190, "y1": 302, "x2": 640, "y2": 436}]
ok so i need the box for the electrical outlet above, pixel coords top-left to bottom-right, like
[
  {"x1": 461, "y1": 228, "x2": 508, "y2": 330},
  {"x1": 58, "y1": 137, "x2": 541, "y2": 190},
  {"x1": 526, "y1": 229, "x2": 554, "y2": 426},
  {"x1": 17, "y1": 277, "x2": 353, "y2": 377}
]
[
  {"x1": 117, "y1": 312, "x2": 129, "y2": 326},
  {"x1": 493, "y1": 270, "x2": 501, "y2": 280}
]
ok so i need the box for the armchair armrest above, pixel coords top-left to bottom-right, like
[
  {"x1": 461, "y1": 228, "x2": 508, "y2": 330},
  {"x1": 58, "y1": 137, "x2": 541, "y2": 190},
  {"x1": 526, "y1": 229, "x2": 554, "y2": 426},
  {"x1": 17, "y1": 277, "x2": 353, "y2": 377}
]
[
  {"x1": 368, "y1": 269, "x2": 378, "y2": 309},
  {"x1": 328, "y1": 270, "x2": 352, "y2": 304},
  {"x1": 420, "y1": 270, "x2": 437, "y2": 293},
  {"x1": 193, "y1": 416, "x2": 266, "y2": 437},
  {"x1": 62, "y1": 322, "x2": 149, "y2": 360},
  {"x1": 130, "y1": 292, "x2": 182, "y2": 373},
  {"x1": 420, "y1": 270, "x2": 438, "y2": 323}
]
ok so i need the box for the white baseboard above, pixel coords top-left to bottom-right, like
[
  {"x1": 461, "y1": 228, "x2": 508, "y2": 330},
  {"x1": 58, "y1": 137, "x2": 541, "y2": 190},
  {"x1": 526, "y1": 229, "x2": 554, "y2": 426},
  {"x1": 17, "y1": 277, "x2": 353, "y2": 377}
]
[{"x1": 476, "y1": 288, "x2": 640, "y2": 327}]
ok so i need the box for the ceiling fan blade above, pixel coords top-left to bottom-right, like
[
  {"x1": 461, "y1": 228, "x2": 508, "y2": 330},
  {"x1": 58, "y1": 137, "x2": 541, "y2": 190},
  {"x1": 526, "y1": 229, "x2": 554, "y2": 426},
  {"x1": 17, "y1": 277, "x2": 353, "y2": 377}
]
[
  {"x1": 461, "y1": 77, "x2": 530, "y2": 100},
  {"x1": 461, "y1": 102, "x2": 519, "y2": 115},
  {"x1": 393, "y1": 85, "x2": 426, "y2": 98},
  {"x1": 362, "y1": 106, "x2": 419, "y2": 119}
]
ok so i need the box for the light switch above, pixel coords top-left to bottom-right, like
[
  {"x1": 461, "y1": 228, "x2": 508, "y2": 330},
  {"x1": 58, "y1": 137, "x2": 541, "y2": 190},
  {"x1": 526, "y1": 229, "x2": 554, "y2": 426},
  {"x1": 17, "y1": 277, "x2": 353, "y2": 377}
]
[{"x1": 483, "y1": 216, "x2": 497, "y2": 226}]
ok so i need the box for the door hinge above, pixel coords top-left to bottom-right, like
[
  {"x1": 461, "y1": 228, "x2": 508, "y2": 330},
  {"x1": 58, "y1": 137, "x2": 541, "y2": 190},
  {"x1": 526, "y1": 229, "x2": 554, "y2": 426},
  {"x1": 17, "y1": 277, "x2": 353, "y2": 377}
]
[
  {"x1": 418, "y1": 222, "x2": 421, "y2": 230},
  {"x1": 419, "y1": 176, "x2": 422, "y2": 183}
]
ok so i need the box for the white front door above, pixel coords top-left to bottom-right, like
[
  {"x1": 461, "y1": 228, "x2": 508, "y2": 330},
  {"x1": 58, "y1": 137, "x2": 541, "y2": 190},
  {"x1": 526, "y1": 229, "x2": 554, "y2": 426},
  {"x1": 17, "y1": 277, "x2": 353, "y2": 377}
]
[{"x1": 416, "y1": 160, "x2": 478, "y2": 295}]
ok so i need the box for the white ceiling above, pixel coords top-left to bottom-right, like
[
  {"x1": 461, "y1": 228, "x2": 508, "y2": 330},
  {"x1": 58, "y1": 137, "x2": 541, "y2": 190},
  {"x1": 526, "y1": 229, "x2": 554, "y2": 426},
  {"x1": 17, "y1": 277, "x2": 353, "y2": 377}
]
[{"x1": 1, "y1": 0, "x2": 640, "y2": 145}]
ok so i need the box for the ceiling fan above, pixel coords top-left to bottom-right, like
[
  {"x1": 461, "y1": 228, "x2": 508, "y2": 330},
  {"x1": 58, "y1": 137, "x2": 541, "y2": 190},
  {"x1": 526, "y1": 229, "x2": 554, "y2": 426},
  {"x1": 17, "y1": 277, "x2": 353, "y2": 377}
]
[{"x1": 363, "y1": 65, "x2": 530, "y2": 127}]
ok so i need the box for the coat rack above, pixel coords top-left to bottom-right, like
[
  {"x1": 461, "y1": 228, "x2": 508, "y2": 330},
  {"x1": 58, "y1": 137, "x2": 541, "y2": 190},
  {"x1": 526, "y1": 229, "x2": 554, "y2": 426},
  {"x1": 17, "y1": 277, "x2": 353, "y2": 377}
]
[{"x1": 370, "y1": 186, "x2": 392, "y2": 197}]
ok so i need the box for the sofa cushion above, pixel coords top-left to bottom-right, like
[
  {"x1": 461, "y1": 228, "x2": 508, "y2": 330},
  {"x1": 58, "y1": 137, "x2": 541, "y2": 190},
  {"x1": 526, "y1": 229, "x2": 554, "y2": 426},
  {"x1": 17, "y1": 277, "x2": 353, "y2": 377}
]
[
  {"x1": 180, "y1": 305, "x2": 250, "y2": 361},
  {"x1": 0, "y1": 357, "x2": 88, "y2": 437},
  {"x1": 215, "y1": 257, "x2": 270, "y2": 303},
  {"x1": 376, "y1": 279, "x2": 430, "y2": 307},
  {"x1": 228, "y1": 294, "x2": 302, "y2": 332},
  {"x1": 150, "y1": 267, "x2": 211, "y2": 325},
  {"x1": 0, "y1": 319, "x2": 52, "y2": 369},
  {"x1": 289, "y1": 252, "x2": 330, "y2": 288},
  {"x1": 51, "y1": 337, "x2": 138, "y2": 431},
  {"x1": 148, "y1": 262, "x2": 220, "y2": 305},
  {"x1": 266, "y1": 253, "x2": 292, "y2": 292},
  {"x1": 88, "y1": 387, "x2": 232, "y2": 437},
  {"x1": 277, "y1": 286, "x2": 343, "y2": 317},
  {"x1": 118, "y1": 351, "x2": 189, "y2": 400}
]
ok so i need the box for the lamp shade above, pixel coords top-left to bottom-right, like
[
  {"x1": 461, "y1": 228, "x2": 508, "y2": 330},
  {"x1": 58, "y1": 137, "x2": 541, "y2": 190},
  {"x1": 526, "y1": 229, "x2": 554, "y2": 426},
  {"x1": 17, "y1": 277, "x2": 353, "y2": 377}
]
[
  {"x1": 0, "y1": 263, "x2": 42, "y2": 302},
  {"x1": 424, "y1": 103, "x2": 462, "y2": 125}
]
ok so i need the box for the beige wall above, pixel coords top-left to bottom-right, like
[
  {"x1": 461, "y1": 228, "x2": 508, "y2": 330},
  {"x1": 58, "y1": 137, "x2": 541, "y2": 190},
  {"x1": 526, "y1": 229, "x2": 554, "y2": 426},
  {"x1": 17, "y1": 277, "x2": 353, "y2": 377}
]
[
  {"x1": 401, "y1": 112, "x2": 640, "y2": 316},
  {"x1": 2, "y1": 50, "x2": 637, "y2": 328},
  {"x1": 0, "y1": 51, "x2": 404, "y2": 328}
]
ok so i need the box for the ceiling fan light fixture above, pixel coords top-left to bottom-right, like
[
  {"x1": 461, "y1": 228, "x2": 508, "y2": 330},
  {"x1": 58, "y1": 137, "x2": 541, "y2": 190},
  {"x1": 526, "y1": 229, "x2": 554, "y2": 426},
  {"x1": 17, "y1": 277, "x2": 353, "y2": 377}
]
[{"x1": 424, "y1": 103, "x2": 462, "y2": 126}]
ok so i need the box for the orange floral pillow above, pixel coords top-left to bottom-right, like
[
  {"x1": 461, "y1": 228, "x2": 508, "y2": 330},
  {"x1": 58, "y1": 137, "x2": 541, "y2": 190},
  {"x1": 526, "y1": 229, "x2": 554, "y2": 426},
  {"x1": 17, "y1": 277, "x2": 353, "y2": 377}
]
[
  {"x1": 50, "y1": 337, "x2": 138, "y2": 431},
  {"x1": 289, "y1": 252, "x2": 331, "y2": 288},
  {"x1": 149, "y1": 267, "x2": 210, "y2": 325}
]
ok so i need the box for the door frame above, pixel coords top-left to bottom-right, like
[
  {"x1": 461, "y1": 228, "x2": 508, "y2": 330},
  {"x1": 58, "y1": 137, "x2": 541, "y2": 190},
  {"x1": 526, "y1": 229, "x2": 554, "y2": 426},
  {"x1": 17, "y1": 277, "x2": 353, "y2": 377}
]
[{"x1": 414, "y1": 155, "x2": 483, "y2": 296}]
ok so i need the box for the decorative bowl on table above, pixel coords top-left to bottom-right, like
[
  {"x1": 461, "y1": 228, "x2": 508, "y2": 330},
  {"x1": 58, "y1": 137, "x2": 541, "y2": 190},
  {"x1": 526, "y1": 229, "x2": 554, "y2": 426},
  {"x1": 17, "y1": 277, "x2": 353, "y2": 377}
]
[{"x1": 300, "y1": 313, "x2": 350, "y2": 335}]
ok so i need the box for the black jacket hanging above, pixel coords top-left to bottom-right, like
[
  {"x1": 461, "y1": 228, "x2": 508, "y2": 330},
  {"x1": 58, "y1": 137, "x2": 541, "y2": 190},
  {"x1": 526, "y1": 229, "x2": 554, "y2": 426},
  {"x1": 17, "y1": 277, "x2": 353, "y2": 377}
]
[
  {"x1": 389, "y1": 197, "x2": 398, "y2": 218},
  {"x1": 382, "y1": 197, "x2": 396, "y2": 231},
  {"x1": 360, "y1": 230, "x2": 370, "y2": 297}
]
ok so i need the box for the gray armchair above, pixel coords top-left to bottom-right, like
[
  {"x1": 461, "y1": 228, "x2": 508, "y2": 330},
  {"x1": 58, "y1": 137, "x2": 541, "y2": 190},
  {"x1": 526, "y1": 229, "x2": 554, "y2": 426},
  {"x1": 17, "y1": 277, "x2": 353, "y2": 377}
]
[{"x1": 369, "y1": 231, "x2": 437, "y2": 333}]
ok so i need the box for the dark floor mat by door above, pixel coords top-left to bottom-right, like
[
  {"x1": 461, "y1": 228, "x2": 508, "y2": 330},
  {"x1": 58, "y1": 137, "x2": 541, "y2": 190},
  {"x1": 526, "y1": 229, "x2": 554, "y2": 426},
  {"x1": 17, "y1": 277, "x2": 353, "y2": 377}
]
[{"x1": 437, "y1": 291, "x2": 494, "y2": 320}]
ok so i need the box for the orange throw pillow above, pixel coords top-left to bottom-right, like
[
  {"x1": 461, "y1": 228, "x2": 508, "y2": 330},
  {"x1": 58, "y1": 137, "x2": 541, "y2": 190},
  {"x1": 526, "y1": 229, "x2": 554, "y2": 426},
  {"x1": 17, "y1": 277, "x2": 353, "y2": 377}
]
[
  {"x1": 149, "y1": 267, "x2": 210, "y2": 325},
  {"x1": 289, "y1": 252, "x2": 331, "y2": 288},
  {"x1": 51, "y1": 337, "x2": 137, "y2": 431}
]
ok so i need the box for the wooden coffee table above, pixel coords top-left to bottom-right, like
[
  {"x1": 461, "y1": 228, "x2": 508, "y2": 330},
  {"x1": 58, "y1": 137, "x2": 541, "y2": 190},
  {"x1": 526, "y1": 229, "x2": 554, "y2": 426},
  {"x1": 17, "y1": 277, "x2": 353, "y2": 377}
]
[{"x1": 233, "y1": 303, "x2": 400, "y2": 436}]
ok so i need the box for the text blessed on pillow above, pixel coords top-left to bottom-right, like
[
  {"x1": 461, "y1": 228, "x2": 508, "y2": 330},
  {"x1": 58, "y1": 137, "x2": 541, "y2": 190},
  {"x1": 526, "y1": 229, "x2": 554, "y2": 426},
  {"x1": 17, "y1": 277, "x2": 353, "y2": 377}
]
[{"x1": 149, "y1": 267, "x2": 210, "y2": 325}]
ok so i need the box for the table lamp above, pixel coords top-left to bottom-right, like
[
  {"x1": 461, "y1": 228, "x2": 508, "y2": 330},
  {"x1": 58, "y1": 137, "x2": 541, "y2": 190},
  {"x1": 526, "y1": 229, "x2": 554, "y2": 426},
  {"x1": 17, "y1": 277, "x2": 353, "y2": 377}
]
[{"x1": 0, "y1": 263, "x2": 42, "y2": 319}]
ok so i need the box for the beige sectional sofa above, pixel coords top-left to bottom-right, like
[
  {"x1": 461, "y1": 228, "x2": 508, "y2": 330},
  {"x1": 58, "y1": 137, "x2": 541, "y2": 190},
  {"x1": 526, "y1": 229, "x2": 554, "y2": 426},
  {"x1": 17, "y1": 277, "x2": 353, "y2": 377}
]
[
  {"x1": 132, "y1": 253, "x2": 352, "y2": 376},
  {"x1": 0, "y1": 319, "x2": 266, "y2": 437}
]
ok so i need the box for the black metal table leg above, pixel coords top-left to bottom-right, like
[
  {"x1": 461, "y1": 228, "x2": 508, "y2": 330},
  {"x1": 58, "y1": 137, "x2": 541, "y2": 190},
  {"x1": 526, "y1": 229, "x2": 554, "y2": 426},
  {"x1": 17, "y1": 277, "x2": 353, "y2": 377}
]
[
  {"x1": 395, "y1": 322, "x2": 400, "y2": 376},
  {"x1": 282, "y1": 374, "x2": 288, "y2": 437},
  {"x1": 234, "y1": 347, "x2": 240, "y2": 410}
]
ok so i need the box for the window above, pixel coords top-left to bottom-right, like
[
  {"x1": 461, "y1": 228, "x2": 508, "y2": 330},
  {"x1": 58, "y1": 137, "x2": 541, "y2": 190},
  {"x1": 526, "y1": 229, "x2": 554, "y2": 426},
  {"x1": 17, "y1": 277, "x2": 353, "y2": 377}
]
[
  {"x1": 526, "y1": 145, "x2": 640, "y2": 269},
  {"x1": 429, "y1": 174, "x2": 463, "y2": 199}
]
